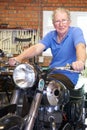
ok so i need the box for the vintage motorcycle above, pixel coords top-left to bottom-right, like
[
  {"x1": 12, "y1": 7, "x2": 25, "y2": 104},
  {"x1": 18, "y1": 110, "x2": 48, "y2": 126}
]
[{"x1": 0, "y1": 62, "x2": 86, "y2": 130}]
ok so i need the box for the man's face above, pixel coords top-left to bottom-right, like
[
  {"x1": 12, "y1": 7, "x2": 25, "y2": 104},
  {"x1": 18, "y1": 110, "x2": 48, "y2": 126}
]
[{"x1": 53, "y1": 11, "x2": 71, "y2": 35}]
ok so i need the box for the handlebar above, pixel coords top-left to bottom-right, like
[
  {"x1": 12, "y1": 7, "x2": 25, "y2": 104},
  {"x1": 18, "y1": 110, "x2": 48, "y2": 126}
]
[
  {"x1": 1, "y1": 58, "x2": 81, "y2": 74},
  {"x1": 53, "y1": 64, "x2": 81, "y2": 74}
]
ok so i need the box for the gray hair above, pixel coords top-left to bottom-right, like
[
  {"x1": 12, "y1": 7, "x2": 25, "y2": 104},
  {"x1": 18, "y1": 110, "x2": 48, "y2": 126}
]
[{"x1": 52, "y1": 7, "x2": 71, "y2": 23}]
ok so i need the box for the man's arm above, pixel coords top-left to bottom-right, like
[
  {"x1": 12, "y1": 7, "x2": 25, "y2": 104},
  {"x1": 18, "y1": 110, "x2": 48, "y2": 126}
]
[
  {"x1": 72, "y1": 43, "x2": 86, "y2": 71},
  {"x1": 8, "y1": 43, "x2": 45, "y2": 66}
]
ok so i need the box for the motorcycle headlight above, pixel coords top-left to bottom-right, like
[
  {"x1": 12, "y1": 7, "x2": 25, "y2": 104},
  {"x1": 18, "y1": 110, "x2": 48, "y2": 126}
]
[{"x1": 13, "y1": 64, "x2": 36, "y2": 89}]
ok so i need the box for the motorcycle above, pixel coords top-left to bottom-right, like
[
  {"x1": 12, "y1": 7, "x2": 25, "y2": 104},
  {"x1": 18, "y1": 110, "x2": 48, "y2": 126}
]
[{"x1": 0, "y1": 62, "x2": 86, "y2": 130}]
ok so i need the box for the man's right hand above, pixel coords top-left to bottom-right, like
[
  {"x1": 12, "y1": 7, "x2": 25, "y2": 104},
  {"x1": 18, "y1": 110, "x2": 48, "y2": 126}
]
[{"x1": 8, "y1": 57, "x2": 20, "y2": 66}]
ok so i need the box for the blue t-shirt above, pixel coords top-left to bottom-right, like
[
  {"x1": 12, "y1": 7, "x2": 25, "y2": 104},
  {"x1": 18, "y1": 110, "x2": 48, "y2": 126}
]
[{"x1": 40, "y1": 27, "x2": 86, "y2": 85}]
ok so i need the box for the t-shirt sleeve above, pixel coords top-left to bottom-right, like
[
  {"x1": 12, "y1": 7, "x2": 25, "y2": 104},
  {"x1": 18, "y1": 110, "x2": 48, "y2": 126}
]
[
  {"x1": 72, "y1": 27, "x2": 86, "y2": 46},
  {"x1": 39, "y1": 32, "x2": 52, "y2": 50}
]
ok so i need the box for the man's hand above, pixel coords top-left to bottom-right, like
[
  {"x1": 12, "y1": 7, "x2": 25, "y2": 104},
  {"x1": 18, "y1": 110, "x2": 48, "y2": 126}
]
[
  {"x1": 72, "y1": 60, "x2": 85, "y2": 71},
  {"x1": 8, "y1": 57, "x2": 20, "y2": 66}
]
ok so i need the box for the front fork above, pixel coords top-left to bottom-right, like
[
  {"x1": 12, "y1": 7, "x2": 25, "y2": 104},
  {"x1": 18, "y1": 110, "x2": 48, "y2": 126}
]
[{"x1": 24, "y1": 79, "x2": 45, "y2": 130}]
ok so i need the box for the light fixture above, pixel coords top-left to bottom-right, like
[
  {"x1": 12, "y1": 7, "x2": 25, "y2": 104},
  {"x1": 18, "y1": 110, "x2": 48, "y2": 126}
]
[{"x1": 13, "y1": 63, "x2": 36, "y2": 89}]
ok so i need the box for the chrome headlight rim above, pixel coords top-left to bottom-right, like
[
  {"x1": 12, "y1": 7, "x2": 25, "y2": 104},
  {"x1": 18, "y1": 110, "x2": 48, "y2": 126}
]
[{"x1": 13, "y1": 63, "x2": 36, "y2": 89}]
